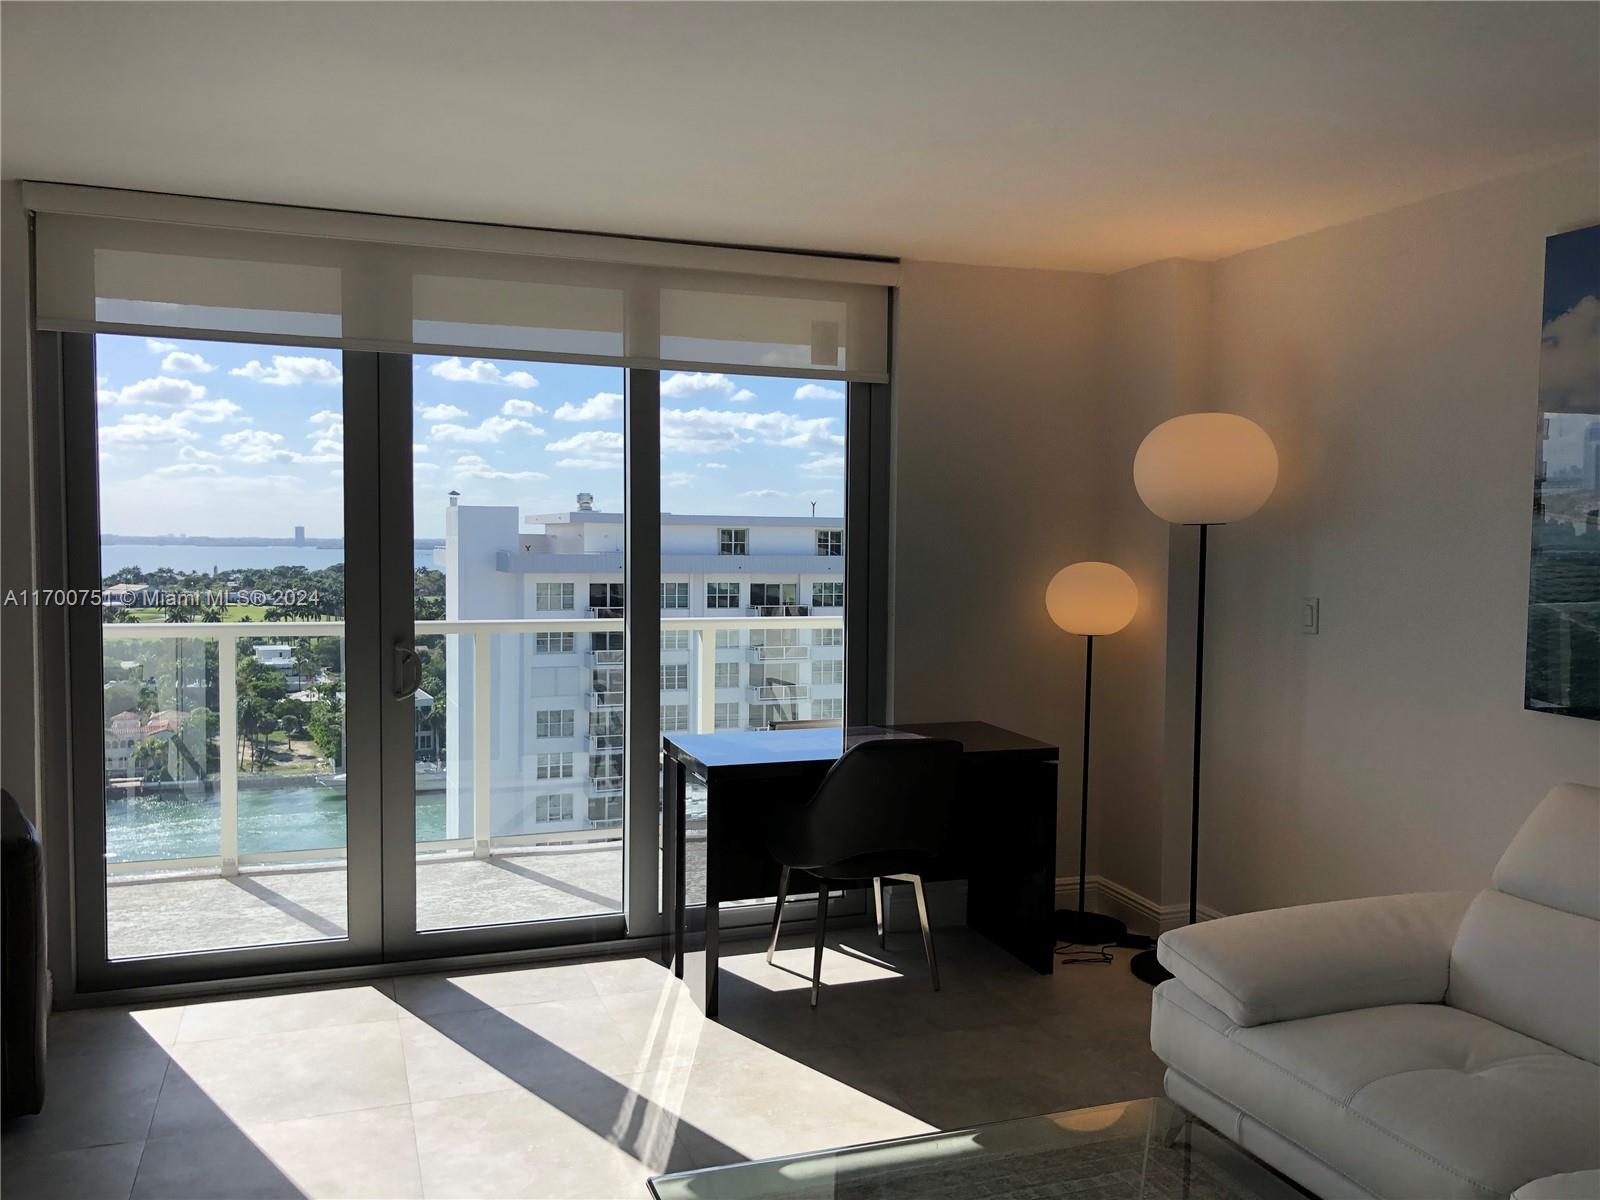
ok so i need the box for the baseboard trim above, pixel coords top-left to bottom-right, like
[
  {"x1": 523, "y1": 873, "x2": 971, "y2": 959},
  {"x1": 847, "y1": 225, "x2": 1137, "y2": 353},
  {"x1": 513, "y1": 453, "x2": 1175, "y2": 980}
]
[{"x1": 1056, "y1": 875, "x2": 1223, "y2": 936}]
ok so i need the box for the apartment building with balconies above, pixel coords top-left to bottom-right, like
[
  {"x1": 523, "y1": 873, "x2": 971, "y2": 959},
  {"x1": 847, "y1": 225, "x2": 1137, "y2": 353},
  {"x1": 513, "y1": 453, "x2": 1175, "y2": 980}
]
[{"x1": 440, "y1": 494, "x2": 845, "y2": 838}]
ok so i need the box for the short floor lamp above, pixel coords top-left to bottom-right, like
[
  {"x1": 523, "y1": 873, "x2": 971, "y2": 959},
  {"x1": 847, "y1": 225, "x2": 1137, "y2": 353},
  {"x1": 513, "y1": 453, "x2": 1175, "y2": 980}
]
[
  {"x1": 1129, "y1": 412, "x2": 1277, "y2": 986},
  {"x1": 1047, "y1": 561, "x2": 1139, "y2": 959}
]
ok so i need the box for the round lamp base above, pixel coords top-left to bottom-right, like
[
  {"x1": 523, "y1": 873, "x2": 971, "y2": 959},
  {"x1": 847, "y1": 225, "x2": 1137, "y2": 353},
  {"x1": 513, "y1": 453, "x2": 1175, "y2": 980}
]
[
  {"x1": 1129, "y1": 949, "x2": 1173, "y2": 986},
  {"x1": 1054, "y1": 909, "x2": 1128, "y2": 948}
]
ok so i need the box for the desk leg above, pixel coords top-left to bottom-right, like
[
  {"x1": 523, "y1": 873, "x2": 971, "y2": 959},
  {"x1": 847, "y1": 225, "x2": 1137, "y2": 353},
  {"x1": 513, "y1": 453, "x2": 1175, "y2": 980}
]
[
  {"x1": 663, "y1": 754, "x2": 685, "y2": 979},
  {"x1": 704, "y1": 792, "x2": 720, "y2": 1019},
  {"x1": 966, "y1": 757, "x2": 1058, "y2": 975}
]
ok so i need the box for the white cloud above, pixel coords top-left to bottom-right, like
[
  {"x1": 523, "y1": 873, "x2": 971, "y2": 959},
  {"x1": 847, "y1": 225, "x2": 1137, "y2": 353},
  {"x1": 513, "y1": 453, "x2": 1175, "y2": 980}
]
[
  {"x1": 730, "y1": 389, "x2": 756, "y2": 403},
  {"x1": 552, "y1": 391, "x2": 622, "y2": 422},
  {"x1": 1541, "y1": 294, "x2": 1599, "y2": 412},
  {"x1": 412, "y1": 443, "x2": 429, "y2": 455},
  {"x1": 309, "y1": 409, "x2": 341, "y2": 425},
  {"x1": 794, "y1": 383, "x2": 845, "y2": 401},
  {"x1": 99, "y1": 413, "x2": 200, "y2": 445},
  {"x1": 429, "y1": 415, "x2": 543, "y2": 444},
  {"x1": 659, "y1": 407, "x2": 843, "y2": 454},
  {"x1": 182, "y1": 398, "x2": 243, "y2": 424},
  {"x1": 661, "y1": 372, "x2": 736, "y2": 399},
  {"x1": 698, "y1": 462, "x2": 730, "y2": 470},
  {"x1": 161, "y1": 350, "x2": 216, "y2": 374},
  {"x1": 178, "y1": 446, "x2": 222, "y2": 462},
  {"x1": 451, "y1": 454, "x2": 548, "y2": 482},
  {"x1": 153, "y1": 463, "x2": 223, "y2": 476},
  {"x1": 217, "y1": 427, "x2": 339, "y2": 466},
  {"x1": 799, "y1": 452, "x2": 845, "y2": 477},
  {"x1": 741, "y1": 489, "x2": 791, "y2": 498},
  {"x1": 419, "y1": 403, "x2": 469, "y2": 421},
  {"x1": 230, "y1": 356, "x2": 343, "y2": 386},
  {"x1": 100, "y1": 376, "x2": 209, "y2": 407},
  {"x1": 663, "y1": 471, "x2": 697, "y2": 489},
  {"x1": 501, "y1": 398, "x2": 544, "y2": 417},
  {"x1": 145, "y1": 339, "x2": 177, "y2": 354},
  {"x1": 544, "y1": 430, "x2": 624, "y2": 464},
  {"x1": 429, "y1": 358, "x2": 538, "y2": 388},
  {"x1": 219, "y1": 429, "x2": 285, "y2": 462},
  {"x1": 555, "y1": 458, "x2": 622, "y2": 471}
]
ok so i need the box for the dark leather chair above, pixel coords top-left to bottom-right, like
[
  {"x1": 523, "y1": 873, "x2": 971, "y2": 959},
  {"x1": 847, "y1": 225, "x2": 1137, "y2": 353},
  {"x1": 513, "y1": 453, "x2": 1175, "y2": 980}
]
[
  {"x1": 2, "y1": 788, "x2": 47, "y2": 1118},
  {"x1": 764, "y1": 737, "x2": 961, "y2": 1006}
]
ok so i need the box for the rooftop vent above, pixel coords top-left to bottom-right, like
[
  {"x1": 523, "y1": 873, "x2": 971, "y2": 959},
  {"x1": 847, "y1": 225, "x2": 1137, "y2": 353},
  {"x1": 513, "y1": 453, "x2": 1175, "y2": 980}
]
[{"x1": 576, "y1": 492, "x2": 594, "y2": 512}]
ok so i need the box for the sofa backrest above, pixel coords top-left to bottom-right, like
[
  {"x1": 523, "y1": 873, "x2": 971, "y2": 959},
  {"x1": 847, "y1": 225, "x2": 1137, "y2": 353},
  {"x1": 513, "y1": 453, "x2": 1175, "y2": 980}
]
[{"x1": 1446, "y1": 783, "x2": 1600, "y2": 1063}]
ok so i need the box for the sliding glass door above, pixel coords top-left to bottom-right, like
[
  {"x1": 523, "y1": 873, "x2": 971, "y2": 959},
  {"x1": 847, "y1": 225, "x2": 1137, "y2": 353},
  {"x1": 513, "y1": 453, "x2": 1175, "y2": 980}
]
[
  {"x1": 399, "y1": 355, "x2": 629, "y2": 947},
  {"x1": 63, "y1": 334, "x2": 888, "y2": 990},
  {"x1": 66, "y1": 333, "x2": 385, "y2": 988}
]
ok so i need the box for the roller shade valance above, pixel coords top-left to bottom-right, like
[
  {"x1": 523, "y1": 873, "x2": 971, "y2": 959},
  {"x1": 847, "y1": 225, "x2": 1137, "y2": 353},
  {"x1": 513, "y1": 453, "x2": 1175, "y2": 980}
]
[{"x1": 27, "y1": 183, "x2": 893, "y2": 381}]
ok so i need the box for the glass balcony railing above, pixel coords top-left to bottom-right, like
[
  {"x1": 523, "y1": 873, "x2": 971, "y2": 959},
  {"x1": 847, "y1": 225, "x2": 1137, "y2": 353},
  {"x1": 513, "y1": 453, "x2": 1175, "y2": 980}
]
[
  {"x1": 99, "y1": 613, "x2": 842, "y2": 878},
  {"x1": 748, "y1": 644, "x2": 810, "y2": 662}
]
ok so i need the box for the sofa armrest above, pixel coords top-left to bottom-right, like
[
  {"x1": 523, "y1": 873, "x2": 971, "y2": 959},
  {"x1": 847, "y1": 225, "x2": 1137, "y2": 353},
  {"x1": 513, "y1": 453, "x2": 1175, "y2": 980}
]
[{"x1": 1156, "y1": 891, "x2": 1474, "y2": 1027}]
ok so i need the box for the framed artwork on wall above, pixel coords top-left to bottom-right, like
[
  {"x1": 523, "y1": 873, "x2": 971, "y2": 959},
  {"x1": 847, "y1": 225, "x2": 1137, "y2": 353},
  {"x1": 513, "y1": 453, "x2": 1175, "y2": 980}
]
[{"x1": 1525, "y1": 223, "x2": 1599, "y2": 721}]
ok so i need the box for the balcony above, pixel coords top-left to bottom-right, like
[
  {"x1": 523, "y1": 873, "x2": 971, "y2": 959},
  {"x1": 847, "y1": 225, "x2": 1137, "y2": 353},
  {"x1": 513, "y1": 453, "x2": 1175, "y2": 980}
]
[
  {"x1": 94, "y1": 612, "x2": 839, "y2": 957},
  {"x1": 748, "y1": 683, "x2": 809, "y2": 702},
  {"x1": 747, "y1": 604, "x2": 810, "y2": 617},
  {"x1": 748, "y1": 644, "x2": 810, "y2": 662},
  {"x1": 586, "y1": 647, "x2": 625, "y2": 666},
  {"x1": 588, "y1": 606, "x2": 623, "y2": 619}
]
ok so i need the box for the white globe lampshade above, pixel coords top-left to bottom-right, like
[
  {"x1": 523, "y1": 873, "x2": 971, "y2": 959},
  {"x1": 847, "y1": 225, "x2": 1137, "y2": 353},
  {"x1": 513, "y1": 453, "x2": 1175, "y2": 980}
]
[
  {"x1": 1046, "y1": 562, "x2": 1138, "y2": 637},
  {"x1": 1133, "y1": 413, "x2": 1278, "y2": 525}
]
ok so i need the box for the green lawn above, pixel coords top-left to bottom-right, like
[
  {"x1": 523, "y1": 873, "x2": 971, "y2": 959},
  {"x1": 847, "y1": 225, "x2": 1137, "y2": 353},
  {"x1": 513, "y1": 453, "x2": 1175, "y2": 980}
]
[{"x1": 124, "y1": 604, "x2": 274, "y2": 623}]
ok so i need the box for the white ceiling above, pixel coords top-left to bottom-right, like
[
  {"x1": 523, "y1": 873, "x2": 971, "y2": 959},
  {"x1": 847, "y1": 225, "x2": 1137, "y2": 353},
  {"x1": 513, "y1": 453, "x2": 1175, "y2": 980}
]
[{"x1": 2, "y1": 2, "x2": 1595, "y2": 273}]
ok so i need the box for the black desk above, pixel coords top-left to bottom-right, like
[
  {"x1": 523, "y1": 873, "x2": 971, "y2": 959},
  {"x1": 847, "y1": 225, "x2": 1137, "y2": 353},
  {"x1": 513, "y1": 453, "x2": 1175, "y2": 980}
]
[{"x1": 662, "y1": 721, "x2": 1059, "y2": 1017}]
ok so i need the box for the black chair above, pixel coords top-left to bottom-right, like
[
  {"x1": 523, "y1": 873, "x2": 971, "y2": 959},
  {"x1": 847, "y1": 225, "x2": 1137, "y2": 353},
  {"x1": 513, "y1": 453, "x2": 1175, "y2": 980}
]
[{"x1": 764, "y1": 737, "x2": 961, "y2": 1006}]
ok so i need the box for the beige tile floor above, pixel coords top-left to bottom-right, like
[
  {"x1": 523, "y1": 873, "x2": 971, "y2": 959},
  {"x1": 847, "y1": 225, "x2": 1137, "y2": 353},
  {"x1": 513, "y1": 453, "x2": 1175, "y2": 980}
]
[{"x1": 1, "y1": 928, "x2": 1166, "y2": 1200}]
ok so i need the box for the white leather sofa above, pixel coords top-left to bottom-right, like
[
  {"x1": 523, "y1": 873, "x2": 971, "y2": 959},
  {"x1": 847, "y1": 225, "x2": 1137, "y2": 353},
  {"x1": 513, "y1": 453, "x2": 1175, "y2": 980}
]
[{"x1": 1150, "y1": 782, "x2": 1600, "y2": 1200}]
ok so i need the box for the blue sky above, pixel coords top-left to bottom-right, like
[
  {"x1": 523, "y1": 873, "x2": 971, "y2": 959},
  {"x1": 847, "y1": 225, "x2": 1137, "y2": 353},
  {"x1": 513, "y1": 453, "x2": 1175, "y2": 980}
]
[{"x1": 94, "y1": 335, "x2": 845, "y2": 538}]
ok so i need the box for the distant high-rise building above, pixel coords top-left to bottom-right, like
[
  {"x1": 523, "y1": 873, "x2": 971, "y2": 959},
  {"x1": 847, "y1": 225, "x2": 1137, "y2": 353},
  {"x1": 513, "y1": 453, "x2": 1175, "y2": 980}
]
[{"x1": 294, "y1": 525, "x2": 306, "y2": 546}]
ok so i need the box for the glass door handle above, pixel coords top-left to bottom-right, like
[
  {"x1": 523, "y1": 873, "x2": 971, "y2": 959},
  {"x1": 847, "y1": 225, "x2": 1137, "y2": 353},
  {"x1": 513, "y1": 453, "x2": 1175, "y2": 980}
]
[{"x1": 393, "y1": 642, "x2": 421, "y2": 700}]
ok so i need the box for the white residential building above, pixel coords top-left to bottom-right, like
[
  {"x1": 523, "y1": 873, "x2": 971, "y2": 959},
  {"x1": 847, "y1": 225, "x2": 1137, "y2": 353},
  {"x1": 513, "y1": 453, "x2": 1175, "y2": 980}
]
[{"x1": 440, "y1": 493, "x2": 845, "y2": 840}]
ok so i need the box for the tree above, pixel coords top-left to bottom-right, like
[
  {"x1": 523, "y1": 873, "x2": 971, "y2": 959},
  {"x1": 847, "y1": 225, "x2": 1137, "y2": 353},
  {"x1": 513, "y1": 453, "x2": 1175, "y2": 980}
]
[
  {"x1": 275, "y1": 698, "x2": 310, "y2": 740},
  {"x1": 308, "y1": 684, "x2": 344, "y2": 768},
  {"x1": 236, "y1": 696, "x2": 277, "y2": 771},
  {"x1": 131, "y1": 737, "x2": 169, "y2": 782},
  {"x1": 189, "y1": 706, "x2": 221, "y2": 775}
]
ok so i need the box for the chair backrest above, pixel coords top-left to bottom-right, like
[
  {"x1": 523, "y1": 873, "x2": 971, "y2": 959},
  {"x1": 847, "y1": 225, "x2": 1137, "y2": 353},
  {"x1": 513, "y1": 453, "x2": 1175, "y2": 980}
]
[
  {"x1": 773, "y1": 737, "x2": 963, "y2": 872},
  {"x1": 1446, "y1": 782, "x2": 1600, "y2": 1063}
]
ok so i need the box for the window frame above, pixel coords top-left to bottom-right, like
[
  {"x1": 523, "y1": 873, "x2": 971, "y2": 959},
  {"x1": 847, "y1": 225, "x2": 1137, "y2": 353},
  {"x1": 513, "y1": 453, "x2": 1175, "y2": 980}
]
[{"x1": 717, "y1": 528, "x2": 749, "y2": 556}]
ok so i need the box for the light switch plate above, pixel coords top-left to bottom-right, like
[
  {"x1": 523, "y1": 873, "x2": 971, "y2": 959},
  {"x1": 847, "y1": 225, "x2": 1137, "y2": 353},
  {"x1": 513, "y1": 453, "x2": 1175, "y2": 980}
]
[{"x1": 1301, "y1": 597, "x2": 1320, "y2": 635}]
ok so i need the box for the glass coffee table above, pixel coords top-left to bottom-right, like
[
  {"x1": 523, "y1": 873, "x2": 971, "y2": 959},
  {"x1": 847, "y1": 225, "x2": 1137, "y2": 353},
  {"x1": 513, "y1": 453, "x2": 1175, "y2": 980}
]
[{"x1": 649, "y1": 1097, "x2": 1308, "y2": 1199}]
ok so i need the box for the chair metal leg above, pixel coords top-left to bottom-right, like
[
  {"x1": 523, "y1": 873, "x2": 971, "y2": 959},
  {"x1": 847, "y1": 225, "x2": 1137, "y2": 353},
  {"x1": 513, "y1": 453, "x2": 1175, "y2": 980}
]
[
  {"x1": 872, "y1": 876, "x2": 885, "y2": 948},
  {"x1": 909, "y1": 874, "x2": 940, "y2": 992},
  {"x1": 811, "y1": 885, "x2": 829, "y2": 1008},
  {"x1": 766, "y1": 865, "x2": 790, "y2": 966}
]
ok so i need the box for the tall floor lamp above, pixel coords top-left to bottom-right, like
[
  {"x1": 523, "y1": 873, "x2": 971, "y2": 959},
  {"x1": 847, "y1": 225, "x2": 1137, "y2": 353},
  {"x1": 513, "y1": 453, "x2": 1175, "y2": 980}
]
[
  {"x1": 1047, "y1": 561, "x2": 1139, "y2": 959},
  {"x1": 1128, "y1": 413, "x2": 1278, "y2": 986}
]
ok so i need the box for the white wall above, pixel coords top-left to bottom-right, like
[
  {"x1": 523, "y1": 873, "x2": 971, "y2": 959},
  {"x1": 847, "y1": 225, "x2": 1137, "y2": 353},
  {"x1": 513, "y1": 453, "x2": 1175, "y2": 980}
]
[
  {"x1": 1081, "y1": 155, "x2": 1600, "y2": 920},
  {"x1": 890, "y1": 259, "x2": 1108, "y2": 878}
]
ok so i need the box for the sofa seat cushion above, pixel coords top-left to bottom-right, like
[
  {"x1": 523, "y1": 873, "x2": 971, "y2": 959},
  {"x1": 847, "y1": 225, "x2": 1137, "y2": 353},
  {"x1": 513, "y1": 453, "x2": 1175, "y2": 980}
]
[{"x1": 1153, "y1": 981, "x2": 1600, "y2": 1199}]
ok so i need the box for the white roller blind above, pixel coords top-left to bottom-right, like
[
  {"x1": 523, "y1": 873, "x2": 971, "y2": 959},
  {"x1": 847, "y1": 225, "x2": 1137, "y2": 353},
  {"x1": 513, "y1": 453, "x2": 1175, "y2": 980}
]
[{"x1": 27, "y1": 184, "x2": 893, "y2": 381}]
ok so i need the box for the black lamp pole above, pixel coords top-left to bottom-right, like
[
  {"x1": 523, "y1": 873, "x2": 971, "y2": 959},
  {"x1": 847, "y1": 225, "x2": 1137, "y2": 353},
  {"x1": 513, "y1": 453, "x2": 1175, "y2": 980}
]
[
  {"x1": 1056, "y1": 631, "x2": 1129, "y2": 958},
  {"x1": 1131, "y1": 523, "x2": 1208, "y2": 985}
]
